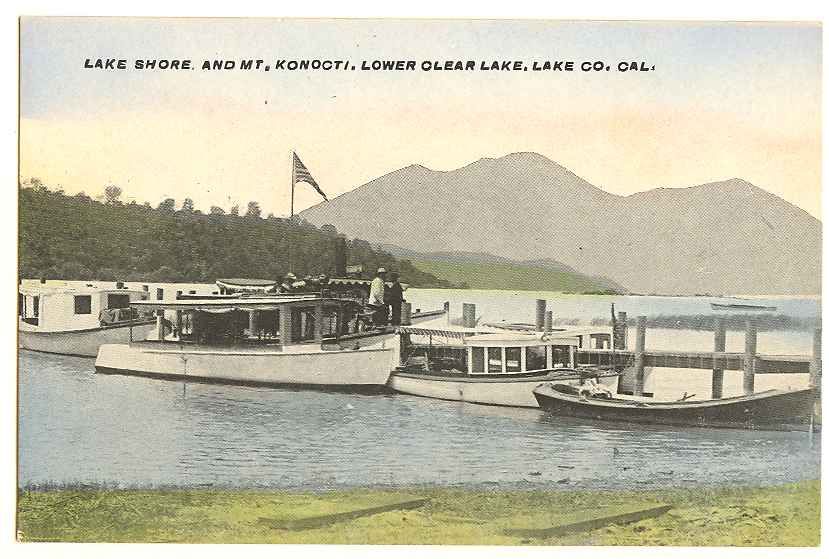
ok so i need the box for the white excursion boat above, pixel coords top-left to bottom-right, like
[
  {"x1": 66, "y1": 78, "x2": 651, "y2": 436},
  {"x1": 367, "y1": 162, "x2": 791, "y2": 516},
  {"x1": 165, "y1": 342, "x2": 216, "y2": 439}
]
[
  {"x1": 19, "y1": 282, "x2": 157, "y2": 357},
  {"x1": 95, "y1": 295, "x2": 442, "y2": 391},
  {"x1": 388, "y1": 325, "x2": 621, "y2": 408}
]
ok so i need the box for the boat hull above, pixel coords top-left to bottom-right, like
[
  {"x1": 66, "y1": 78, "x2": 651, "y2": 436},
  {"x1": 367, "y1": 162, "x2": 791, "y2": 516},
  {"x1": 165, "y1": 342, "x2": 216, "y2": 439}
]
[
  {"x1": 95, "y1": 341, "x2": 396, "y2": 389},
  {"x1": 534, "y1": 384, "x2": 820, "y2": 430},
  {"x1": 389, "y1": 372, "x2": 619, "y2": 408},
  {"x1": 18, "y1": 321, "x2": 156, "y2": 358}
]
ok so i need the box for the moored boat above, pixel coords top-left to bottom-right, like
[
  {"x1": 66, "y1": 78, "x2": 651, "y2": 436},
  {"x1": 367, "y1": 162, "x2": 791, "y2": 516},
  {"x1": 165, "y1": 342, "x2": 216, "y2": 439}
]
[
  {"x1": 389, "y1": 325, "x2": 621, "y2": 407},
  {"x1": 19, "y1": 282, "x2": 156, "y2": 357},
  {"x1": 710, "y1": 302, "x2": 777, "y2": 312},
  {"x1": 533, "y1": 382, "x2": 820, "y2": 430},
  {"x1": 95, "y1": 294, "x2": 444, "y2": 391}
]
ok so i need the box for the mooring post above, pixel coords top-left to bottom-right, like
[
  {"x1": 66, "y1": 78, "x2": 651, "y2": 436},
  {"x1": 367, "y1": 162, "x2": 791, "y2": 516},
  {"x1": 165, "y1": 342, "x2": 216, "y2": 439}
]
[
  {"x1": 462, "y1": 303, "x2": 477, "y2": 328},
  {"x1": 544, "y1": 310, "x2": 553, "y2": 332},
  {"x1": 401, "y1": 301, "x2": 412, "y2": 326},
  {"x1": 810, "y1": 328, "x2": 821, "y2": 389},
  {"x1": 711, "y1": 318, "x2": 726, "y2": 399},
  {"x1": 616, "y1": 311, "x2": 628, "y2": 350},
  {"x1": 743, "y1": 320, "x2": 757, "y2": 395},
  {"x1": 634, "y1": 316, "x2": 647, "y2": 396},
  {"x1": 535, "y1": 299, "x2": 546, "y2": 332}
]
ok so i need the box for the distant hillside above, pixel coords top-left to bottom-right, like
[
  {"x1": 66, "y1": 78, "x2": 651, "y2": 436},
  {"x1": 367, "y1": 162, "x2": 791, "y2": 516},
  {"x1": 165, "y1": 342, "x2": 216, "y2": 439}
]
[
  {"x1": 18, "y1": 183, "x2": 457, "y2": 288},
  {"x1": 383, "y1": 245, "x2": 626, "y2": 293},
  {"x1": 300, "y1": 152, "x2": 821, "y2": 295}
]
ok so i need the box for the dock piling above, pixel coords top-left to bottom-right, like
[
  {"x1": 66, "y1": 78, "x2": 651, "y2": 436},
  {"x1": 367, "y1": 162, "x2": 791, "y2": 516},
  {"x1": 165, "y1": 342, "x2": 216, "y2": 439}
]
[
  {"x1": 810, "y1": 328, "x2": 821, "y2": 389},
  {"x1": 743, "y1": 320, "x2": 757, "y2": 395},
  {"x1": 535, "y1": 300, "x2": 547, "y2": 332},
  {"x1": 462, "y1": 303, "x2": 477, "y2": 328},
  {"x1": 633, "y1": 316, "x2": 647, "y2": 396},
  {"x1": 401, "y1": 302, "x2": 412, "y2": 326},
  {"x1": 712, "y1": 318, "x2": 726, "y2": 399}
]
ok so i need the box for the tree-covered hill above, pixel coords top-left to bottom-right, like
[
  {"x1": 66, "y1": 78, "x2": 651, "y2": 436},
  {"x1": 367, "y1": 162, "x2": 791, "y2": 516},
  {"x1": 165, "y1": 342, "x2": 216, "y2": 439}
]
[{"x1": 18, "y1": 181, "x2": 456, "y2": 287}]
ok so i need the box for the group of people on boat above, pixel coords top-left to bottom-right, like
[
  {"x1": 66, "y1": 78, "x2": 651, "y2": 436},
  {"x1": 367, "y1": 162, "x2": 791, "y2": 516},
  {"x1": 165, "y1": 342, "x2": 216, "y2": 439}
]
[
  {"x1": 369, "y1": 267, "x2": 405, "y2": 326},
  {"x1": 274, "y1": 272, "x2": 330, "y2": 294}
]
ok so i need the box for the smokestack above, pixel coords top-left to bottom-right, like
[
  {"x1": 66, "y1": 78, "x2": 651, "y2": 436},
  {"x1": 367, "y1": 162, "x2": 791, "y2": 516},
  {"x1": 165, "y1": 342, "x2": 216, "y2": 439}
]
[{"x1": 334, "y1": 237, "x2": 347, "y2": 277}]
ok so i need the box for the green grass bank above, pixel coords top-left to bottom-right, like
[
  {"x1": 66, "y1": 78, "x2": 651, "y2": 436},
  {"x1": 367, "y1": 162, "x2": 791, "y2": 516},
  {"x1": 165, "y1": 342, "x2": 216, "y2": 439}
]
[{"x1": 17, "y1": 480, "x2": 819, "y2": 545}]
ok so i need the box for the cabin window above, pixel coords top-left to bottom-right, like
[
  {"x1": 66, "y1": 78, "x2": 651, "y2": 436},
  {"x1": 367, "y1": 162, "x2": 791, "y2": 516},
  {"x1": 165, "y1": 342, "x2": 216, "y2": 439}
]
[
  {"x1": 552, "y1": 345, "x2": 571, "y2": 367},
  {"x1": 32, "y1": 296, "x2": 40, "y2": 317},
  {"x1": 107, "y1": 294, "x2": 131, "y2": 309},
  {"x1": 156, "y1": 288, "x2": 164, "y2": 300},
  {"x1": 487, "y1": 347, "x2": 503, "y2": 374},
  {"x1": 18, "y1": 294, "x2": 24, "y2": 317},
  {"x1": 505, "y1": 347, "x2": 522, "y2": 372},
  {"x1": 526, "y1": 346, "x2": 548, "y2": 371},
  {"x1": 74, "y1": 295, "x2": 92, "y2": 314},
  {"x1": 470, "y1": 347, "x2": 485, "y2": 373}
]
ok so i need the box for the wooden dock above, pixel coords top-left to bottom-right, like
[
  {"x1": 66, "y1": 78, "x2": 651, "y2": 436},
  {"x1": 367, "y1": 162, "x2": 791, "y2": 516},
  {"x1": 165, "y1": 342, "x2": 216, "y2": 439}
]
[{"x1": 586, "y1": 311, "x2": 820, "y2": 397}]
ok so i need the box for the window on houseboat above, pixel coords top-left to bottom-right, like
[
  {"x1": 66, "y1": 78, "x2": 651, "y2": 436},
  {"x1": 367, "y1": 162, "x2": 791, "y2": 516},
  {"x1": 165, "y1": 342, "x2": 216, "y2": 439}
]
[
  {"x1": 526, "y1": 345, "x2": 548, "y2": 371},
  {"x1": 74, "y1": 295, "x2": 92, "y2": 315},
  {"x1": 107, "y1": 294, "x2": 131, "y2": 309},
  {"x1": 552, "y1": 345, "x2": 571, "y2": 367},
  {"x1": 32, "y1": 296, "x2": 40, "y2": 317},
  {"x1": 18, "y1": 294, "x2": 24, "y2": 317},
  {"x1": 156, "y1": 288, "x2": 164, "y2": 300},
  {"x1": 487, "y1": 347, "x2": 503, "y2": 374},
  {"x1": 470, "y1": 347, "x2": 485, "y2": 373},
  {"x1": 505, "y1": 347, "x2": 522, "y2": 372}
]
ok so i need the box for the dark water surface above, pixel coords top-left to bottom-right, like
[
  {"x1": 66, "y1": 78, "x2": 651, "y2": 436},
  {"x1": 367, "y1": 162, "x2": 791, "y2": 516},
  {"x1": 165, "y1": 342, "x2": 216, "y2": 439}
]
[{"x1": 19, "y1": 350, "x2": 819, "y2": 490}]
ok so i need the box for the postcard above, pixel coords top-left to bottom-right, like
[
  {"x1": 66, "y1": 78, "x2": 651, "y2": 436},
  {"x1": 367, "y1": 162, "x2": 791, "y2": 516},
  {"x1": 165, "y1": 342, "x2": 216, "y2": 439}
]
[{"x1": 16, "y1": 16, "x2": 822, "y2": 548}]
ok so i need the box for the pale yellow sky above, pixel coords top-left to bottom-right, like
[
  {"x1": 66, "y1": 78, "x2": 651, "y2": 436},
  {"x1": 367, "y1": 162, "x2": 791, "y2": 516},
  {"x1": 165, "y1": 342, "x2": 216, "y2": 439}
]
[{"x1": 19, "y1": 18, "x2": 822, "y2": 217}]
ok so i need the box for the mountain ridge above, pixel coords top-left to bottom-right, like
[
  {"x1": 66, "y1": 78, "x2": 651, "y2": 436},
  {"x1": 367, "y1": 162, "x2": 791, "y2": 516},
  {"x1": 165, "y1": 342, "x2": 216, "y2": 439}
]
[{"x1": 300, "y1": 153, "x2": 821, "y2": 295}]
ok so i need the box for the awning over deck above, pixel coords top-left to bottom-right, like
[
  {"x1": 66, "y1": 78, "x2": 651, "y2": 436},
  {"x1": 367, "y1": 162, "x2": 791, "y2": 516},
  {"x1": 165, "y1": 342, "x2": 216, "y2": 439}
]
[
  {"x1": 216, "y1": 278, "x2": 277, "y2": 292},
  {"x1": 132, "y1": 296, "x2": 358, "y2": 313}
]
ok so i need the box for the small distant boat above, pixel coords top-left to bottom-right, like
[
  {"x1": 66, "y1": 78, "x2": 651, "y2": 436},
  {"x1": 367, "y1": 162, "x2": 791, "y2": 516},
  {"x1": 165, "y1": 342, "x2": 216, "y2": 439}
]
[
  {"x1": 533, "y1": 383, "x2": 819, "y2": 430},
  {"x1": 710, "y1": 302, "x2": 777, "y2": 312},
  {"x1": 19, "y1": 282, "x2": 156, "y2": 357}
]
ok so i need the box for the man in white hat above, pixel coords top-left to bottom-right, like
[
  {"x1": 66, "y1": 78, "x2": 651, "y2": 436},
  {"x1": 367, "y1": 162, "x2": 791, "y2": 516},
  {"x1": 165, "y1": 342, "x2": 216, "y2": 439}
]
[{"x1": 369, "y1": 267, "x2": 388, "y2": 326}]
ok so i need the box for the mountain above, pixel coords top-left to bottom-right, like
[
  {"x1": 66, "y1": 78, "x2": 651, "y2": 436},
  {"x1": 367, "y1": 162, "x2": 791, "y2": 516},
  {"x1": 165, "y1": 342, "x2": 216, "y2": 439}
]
[{"x1": 299, "y1": 152, "x2": 821, "y2": 295}]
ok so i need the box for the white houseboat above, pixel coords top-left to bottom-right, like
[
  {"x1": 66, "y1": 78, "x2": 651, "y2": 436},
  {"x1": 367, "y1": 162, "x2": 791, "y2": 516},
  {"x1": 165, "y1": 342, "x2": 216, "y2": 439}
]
[
  {"x1": 95, "y1": 295, "x2": 443, "y2": 391},
  {"x1": 19, "y1": 282, "x2": 156, "y2": 357},
  {"x1": 388, "y1": 325, "x2": 621, "y2": 408}
]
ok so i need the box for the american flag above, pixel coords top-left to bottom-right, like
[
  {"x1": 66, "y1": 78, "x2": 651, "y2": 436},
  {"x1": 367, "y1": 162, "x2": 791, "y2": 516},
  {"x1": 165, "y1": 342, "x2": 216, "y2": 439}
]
[{"x1": 293, "y1": 152, "x2": 328, "y2": 201}]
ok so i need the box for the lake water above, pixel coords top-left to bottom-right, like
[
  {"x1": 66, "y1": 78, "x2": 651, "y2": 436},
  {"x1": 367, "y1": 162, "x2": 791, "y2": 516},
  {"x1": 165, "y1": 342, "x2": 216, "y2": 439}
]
[{"x1": 18, "y1": 289, "x2": 821, "y2": 490}]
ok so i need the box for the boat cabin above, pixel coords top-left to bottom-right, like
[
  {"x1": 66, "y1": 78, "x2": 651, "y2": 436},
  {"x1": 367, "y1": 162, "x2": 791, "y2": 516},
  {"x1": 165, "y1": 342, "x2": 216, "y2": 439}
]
[
  {"x1": 130, "y1": 295, "x2": 379, "y2": 347},
  {"x1": 18, "y1": 283, "x2": 151, "y2": 332},
  {"x1": 397, "y1": 326, "x2": 606, "y2": 377}
]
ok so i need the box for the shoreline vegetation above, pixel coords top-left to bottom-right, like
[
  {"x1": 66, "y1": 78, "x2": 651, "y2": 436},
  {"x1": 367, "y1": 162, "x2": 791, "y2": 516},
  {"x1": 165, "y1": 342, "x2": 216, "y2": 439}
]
[{"x1": 17, "y1": 481, "x2": 819, "y2": 545}]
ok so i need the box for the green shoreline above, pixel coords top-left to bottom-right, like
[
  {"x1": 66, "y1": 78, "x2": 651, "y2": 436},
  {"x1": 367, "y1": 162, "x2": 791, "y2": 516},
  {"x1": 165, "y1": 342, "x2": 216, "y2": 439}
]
[{"x1": 17, "y1": 480, "x2": 820, "y2": 545}]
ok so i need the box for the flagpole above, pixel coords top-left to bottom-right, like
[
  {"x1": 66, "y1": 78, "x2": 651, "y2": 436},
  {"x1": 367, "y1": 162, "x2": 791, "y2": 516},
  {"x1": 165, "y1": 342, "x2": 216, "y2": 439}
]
[{"x1": 289, "y1": 150, "x2": 295, "y2": 273}]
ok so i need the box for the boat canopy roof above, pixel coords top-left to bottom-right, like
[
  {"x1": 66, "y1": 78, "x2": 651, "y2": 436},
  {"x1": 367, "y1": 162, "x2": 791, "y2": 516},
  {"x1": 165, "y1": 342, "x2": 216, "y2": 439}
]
[
  {"x1": 397, "y1": 326, "x2": 583, "y2": 347},
  {"x1": 216, "y1": 278, "x2": 277, "y2": 289},
  {"x1": 19, "y1": 284, "x2": 147, "y2": 297},
  {"x1": 131, "y1": 295, "x2": 356, "y2": 312}
]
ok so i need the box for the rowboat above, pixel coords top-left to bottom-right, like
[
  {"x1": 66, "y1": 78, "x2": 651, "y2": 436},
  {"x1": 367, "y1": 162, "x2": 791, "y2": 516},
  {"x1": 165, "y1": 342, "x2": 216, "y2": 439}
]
[{"x1": 533, "y1": 382, "x2": 820, "y2": 430}]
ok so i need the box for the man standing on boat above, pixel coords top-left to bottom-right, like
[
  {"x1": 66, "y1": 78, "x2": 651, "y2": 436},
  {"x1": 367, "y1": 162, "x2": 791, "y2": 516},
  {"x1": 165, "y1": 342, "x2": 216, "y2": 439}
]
[
  {"x1": 369, "y1": 267, "x2": 388, "y2": 326},
  {"x1": 386, "y1": 271, "x2": 405, "y2": 326}
]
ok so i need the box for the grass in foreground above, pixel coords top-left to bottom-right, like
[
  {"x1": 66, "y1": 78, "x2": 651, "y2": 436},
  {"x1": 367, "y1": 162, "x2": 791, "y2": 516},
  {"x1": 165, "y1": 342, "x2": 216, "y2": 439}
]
[{"x1": 17, "y1": 481, "x2": 819, "y2": 545}]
